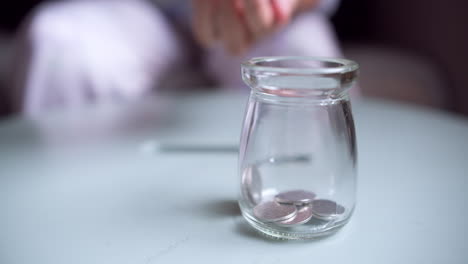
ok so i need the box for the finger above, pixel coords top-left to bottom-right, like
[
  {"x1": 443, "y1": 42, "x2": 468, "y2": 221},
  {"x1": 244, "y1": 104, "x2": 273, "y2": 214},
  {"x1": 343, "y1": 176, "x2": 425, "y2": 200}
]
[
  {"x1": 270, "y1": 0, "x2": 295, "y2": 26},
  {"x1": 244, "y1": 0, "x2": 275, "y2": 38},
  {"x1": 219, "y1": 0, "x2": 249, "y2": 55},
  {"x1": 192, "y1": 0, "x2": 217, "y2": 47}
]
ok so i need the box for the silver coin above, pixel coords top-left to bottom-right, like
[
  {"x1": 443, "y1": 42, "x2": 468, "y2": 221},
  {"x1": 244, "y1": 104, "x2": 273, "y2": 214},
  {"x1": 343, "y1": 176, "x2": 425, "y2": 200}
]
[
  {"x1": 311, "y1": 199, "x2": 345, "y2": 219},
  {"x1": 312, "y1": 214, "x2": 339, "y2": 221},
  {"x1": 241, "y1": 165, "x2": 262, "y2": 205},
  {"x1": 277, "y1": 206, "x2": 313, "y2": 226},
  {"x1": 275, "y1": 190, "x2": 317, "y2": 205},
  {"x1": 253, "y1": 201, "x2": 297, "y2": 222}
]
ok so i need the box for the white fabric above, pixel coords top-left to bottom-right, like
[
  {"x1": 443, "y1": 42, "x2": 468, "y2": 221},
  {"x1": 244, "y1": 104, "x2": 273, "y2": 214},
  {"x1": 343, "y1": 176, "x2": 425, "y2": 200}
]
[{"x1": 13, "y1": 0, "x2": 185, "y2": 115}]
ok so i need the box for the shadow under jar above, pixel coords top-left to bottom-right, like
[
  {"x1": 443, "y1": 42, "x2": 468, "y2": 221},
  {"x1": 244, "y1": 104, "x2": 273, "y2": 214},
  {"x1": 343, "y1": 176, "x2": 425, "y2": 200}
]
[{"x1": 238, "y1": 57, "x2": 359, "y2": 240}]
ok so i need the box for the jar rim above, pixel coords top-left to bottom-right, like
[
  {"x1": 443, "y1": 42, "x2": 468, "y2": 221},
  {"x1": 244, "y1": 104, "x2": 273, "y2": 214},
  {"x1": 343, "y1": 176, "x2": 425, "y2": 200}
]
[{"x1": 241, "y1": 56, "x2": 358, "y2": 75}]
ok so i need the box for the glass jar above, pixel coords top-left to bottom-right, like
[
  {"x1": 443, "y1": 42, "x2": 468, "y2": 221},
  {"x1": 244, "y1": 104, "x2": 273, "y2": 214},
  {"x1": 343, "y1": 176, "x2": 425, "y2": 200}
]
[{"x1": 238, "y1": 57, "x2": 359, "y2": 239}]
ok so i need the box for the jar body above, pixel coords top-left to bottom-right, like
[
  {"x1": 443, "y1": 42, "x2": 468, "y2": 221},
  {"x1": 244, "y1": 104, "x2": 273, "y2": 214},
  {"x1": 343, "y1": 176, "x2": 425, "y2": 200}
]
[{"x1": 239, "y1": 57, "x2": 358, "y2": 239}]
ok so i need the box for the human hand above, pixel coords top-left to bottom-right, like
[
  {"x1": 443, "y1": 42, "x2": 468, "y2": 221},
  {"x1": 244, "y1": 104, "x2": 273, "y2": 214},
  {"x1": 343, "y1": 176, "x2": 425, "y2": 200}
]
[{"x1": 192, "y1": 0, "x2": 301, "y2": 55}]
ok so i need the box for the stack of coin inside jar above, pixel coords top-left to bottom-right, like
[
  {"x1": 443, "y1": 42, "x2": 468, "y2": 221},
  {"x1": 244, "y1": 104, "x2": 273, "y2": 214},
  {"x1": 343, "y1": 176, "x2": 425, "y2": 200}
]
[
  {"x1": 243, "y1": 166, "x2": 345, "y2": 227},
  {"x1": 253, "y1": 190, "x2": 345, "y2": 226}
]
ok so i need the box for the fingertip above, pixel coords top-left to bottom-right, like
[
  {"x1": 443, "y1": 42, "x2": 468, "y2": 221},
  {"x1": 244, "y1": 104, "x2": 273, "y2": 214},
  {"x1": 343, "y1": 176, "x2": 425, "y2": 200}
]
[
  {"x1": 245, "y1": 0, "x2": 275, "y2": 38},
  {"x1": 270, "y1": 0, "x2": 292, "y2": 25}
]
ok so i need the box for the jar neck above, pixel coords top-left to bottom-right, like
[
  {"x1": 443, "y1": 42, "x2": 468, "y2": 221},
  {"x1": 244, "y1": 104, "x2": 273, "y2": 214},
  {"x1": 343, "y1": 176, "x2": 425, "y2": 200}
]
[
  {"x1": 244, "y1": 72, "x2": 356, "y2": 105},
  {"x1": 251, "y1": 89, "x2": 351, "y2": 106}
]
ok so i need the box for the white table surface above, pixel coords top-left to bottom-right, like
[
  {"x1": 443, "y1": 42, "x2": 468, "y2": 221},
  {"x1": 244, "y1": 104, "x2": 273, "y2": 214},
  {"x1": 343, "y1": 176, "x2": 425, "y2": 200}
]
[{"x1": 1, "y1": 92, "x2": 468, "y2": 264}]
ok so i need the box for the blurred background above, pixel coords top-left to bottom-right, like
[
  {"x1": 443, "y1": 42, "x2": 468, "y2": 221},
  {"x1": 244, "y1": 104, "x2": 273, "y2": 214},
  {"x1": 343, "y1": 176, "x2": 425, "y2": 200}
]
[
  {"x1": 334, "y1": 0, "x2": 468, "y2": 115},
  {"x1": 0, "y1": 0, "x2": 467, "y2": 118}
]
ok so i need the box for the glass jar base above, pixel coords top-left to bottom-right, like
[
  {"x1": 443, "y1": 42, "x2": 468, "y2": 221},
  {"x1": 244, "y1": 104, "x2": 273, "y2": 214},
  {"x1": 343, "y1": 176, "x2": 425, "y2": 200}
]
[{"x1": 242, "y1": 212, "x2": 349, "y2": 240}]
